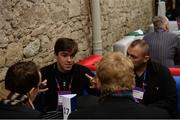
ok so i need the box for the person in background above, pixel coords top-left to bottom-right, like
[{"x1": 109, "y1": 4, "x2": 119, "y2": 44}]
[
  {"x1": 144, "y1": 15, "x2": 180, "y2": 67},
  {"x1": 0, "y1": 61, "x2": 42, "y2": 119},
  {"x1": 34, "y1": 38, "x2": 97, "y2": 113},
  {"x1": 127, "y1": 39, "x2": 177, "y2": 118},
  {"x1": 68, "y1": 52, "x2": 170, "y2": 119},
  {"x1": 165, "y1": 0, "x2": 174, "y2": 20},
  {"x1": 172, "y1": 0, "x2": 180, "y2": 20}
]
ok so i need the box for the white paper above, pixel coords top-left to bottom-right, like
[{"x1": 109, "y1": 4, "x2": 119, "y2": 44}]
[{"x1": 62, "y1": 94, "x2": 77, "y2": 120}]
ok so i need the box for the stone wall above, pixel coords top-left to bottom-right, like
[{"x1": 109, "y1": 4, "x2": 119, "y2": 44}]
[
  {"x1": 0, "y1": 0, "x2": 155, "y2": 80},
  {"x1": 100, "y1": 0, "x2": 155, "y2": 52}
]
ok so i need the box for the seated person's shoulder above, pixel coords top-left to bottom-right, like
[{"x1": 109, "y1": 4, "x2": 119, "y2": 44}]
[
  {"x1": 146, "y1": 106, "x2": 171, "y2": 118},
  {"x1": 73, "y1": 63, "x2": 93, "y2": 74},
  {"x1": 0, "y1": 103, "x2": 41, "y2": 119},
  {"x1": 131, "y1": 103, "x2": 171, "y2": 118},
  {"x1": 77, "y1": 95, "x2": 99, "y2": 109},
  {"x1": 41, "y1": 63, "x2": 55, "y2": 72},
  {"x1": 150, "y1": 60, "x2": 169, "y2": 71}
]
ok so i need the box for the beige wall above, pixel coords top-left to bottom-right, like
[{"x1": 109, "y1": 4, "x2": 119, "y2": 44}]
[
  {"x1": 0, "y1": 0, "x2": 155, "y2": 80},
  {"x1": 100, "y1": 0, "x2": 155, "y2": 52}
]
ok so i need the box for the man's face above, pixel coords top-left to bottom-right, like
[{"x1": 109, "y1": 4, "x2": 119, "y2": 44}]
[
  {"x1": 56, "y1": 51, "x2": 75, "y2": 73},
  {"x1": 127, "y1": 45, "x2": 148, "y2": 68}
]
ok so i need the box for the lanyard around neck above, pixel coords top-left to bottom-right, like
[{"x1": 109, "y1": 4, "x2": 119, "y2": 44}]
[
  {"x1": 54, "y1": 64, "x2": 73, "y2": 91},
  {"x1": 136, "y1": 68, "x2": 147, "y2": 89},
  {"x1": 55, "y1": 76, "x2": 72, "y2": 91}
]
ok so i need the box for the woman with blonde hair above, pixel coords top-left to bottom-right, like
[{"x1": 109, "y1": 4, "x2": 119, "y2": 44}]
[{"x1": 69, "y1": 52, "x2": 170, "y2": 119}]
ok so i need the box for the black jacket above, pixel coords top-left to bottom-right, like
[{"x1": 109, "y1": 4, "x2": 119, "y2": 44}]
[
  {"x1": 138, "y1": 60, "x2": 177, "y2": 117},
  {"x1": 34, "y1": 63, "x2": 96, "y2": 112},
  {"x1": 0, "y1": 102, "x2": 40, "y2": 119},
  {"x1": 69, "y1": 96, "x2": 170, "y2": 119}
]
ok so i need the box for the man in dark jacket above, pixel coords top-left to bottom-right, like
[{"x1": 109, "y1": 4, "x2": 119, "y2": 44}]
[
  {"x1": 127, "y1": 39, "x2": 177, "y2": 117},
  {"x1": 34, "y1": 38, "x2": 97, "y2": 115}
]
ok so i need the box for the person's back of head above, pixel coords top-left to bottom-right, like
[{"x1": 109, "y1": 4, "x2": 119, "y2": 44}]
[
  {"x1": 5, "y1": 61, "x2": 40, "y2": 95},
  {"x1": 0, "y1": 61, "x2": 41, "y2": 118},
  {"x1": 96, "y1": 52, "x2": 135, "y2": 94},
  {"x1": 153, "y1": 15, "x2": 169, "y2": 31},
  {"x1": 54, "y1": 38, "x2": 78, "y2": 56}
]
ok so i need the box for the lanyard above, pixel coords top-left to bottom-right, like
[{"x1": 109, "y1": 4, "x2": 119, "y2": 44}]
[
  {"x1": 55, "y1": 76, "x2": 72, "y2": 91},
  {"x1": 142, "y1": 69, "x2": 147, "y2": 89},
  {"x1": 136, "y1": 68, "x2": 147, "y2": 89},
  {"x1": 54, "y1": 64, "x2": 73, "y2": 91}
]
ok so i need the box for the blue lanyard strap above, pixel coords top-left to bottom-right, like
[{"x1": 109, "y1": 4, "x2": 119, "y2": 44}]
[
  {"x1": 143, "y1": 68, "x2": 147, "y2": 82},
  {"x1": 142, "y1": 68, "x2": 147, "y2": 88}
]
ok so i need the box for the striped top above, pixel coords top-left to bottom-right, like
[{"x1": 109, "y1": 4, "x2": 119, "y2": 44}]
[{"x1": 144, "y1": 29, "x2": 180, "y2": 67}]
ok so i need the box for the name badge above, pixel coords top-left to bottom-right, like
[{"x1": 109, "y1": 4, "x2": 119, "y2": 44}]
[
  {"x1": 133, "y1": 87, "x2": 145, "y2": 100},
  {"x1": 58, "y1": 91, "x2": 71, "y2": 106}
]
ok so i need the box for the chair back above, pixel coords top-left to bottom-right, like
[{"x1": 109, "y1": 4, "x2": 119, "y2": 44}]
[
  {"x1": 173, "y1": 76, "x2": 180, "y2": 117},
  {"x1": 78, "y1": 55, "x2": 102, "y2": 71},
  {"x1": 169, "y1": 68, "x2": 180, "y2": 76}
]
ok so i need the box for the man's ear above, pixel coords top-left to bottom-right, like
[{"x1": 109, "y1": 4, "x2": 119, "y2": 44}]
[
  {"x1": 165, "y1": 23, "x2": 170, "y2": 32},
  {"x1": 144, "y1": 55, "x2": 150, "y2": 63}
]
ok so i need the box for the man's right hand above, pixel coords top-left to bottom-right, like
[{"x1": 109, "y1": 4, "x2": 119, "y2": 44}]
[{"x1": 85, "y1": 74, "x2": 101, "y2": 89}]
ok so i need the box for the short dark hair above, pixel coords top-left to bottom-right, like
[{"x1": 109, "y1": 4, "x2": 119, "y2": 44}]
[
  {"x1": 5, "y1": 61, "x2": 40, "y2": 94},
  {"x1": 129, "y1": 39, "x2": 150, "y2": 56},
  {"x1": 54, "y1": 38, "x2": 78, "y2": 56}
]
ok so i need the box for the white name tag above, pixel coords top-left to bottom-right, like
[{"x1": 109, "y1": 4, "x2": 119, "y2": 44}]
[
  {"x1": 58, "y1": 91, "x2": 71, "y2": 106},
  {"x1": 133, "y1": 87, "x2": 145, "y2": 100}
]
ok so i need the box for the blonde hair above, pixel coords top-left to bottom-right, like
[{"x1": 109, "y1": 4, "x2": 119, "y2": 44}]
[{"x1": 96, "y1": 52, "x2": 135, "y2": 95}]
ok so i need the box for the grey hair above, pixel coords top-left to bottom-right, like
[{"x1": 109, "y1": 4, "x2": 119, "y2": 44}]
[{"x1": 152, "y1": 16, "x2": 169, "y2": 31}]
